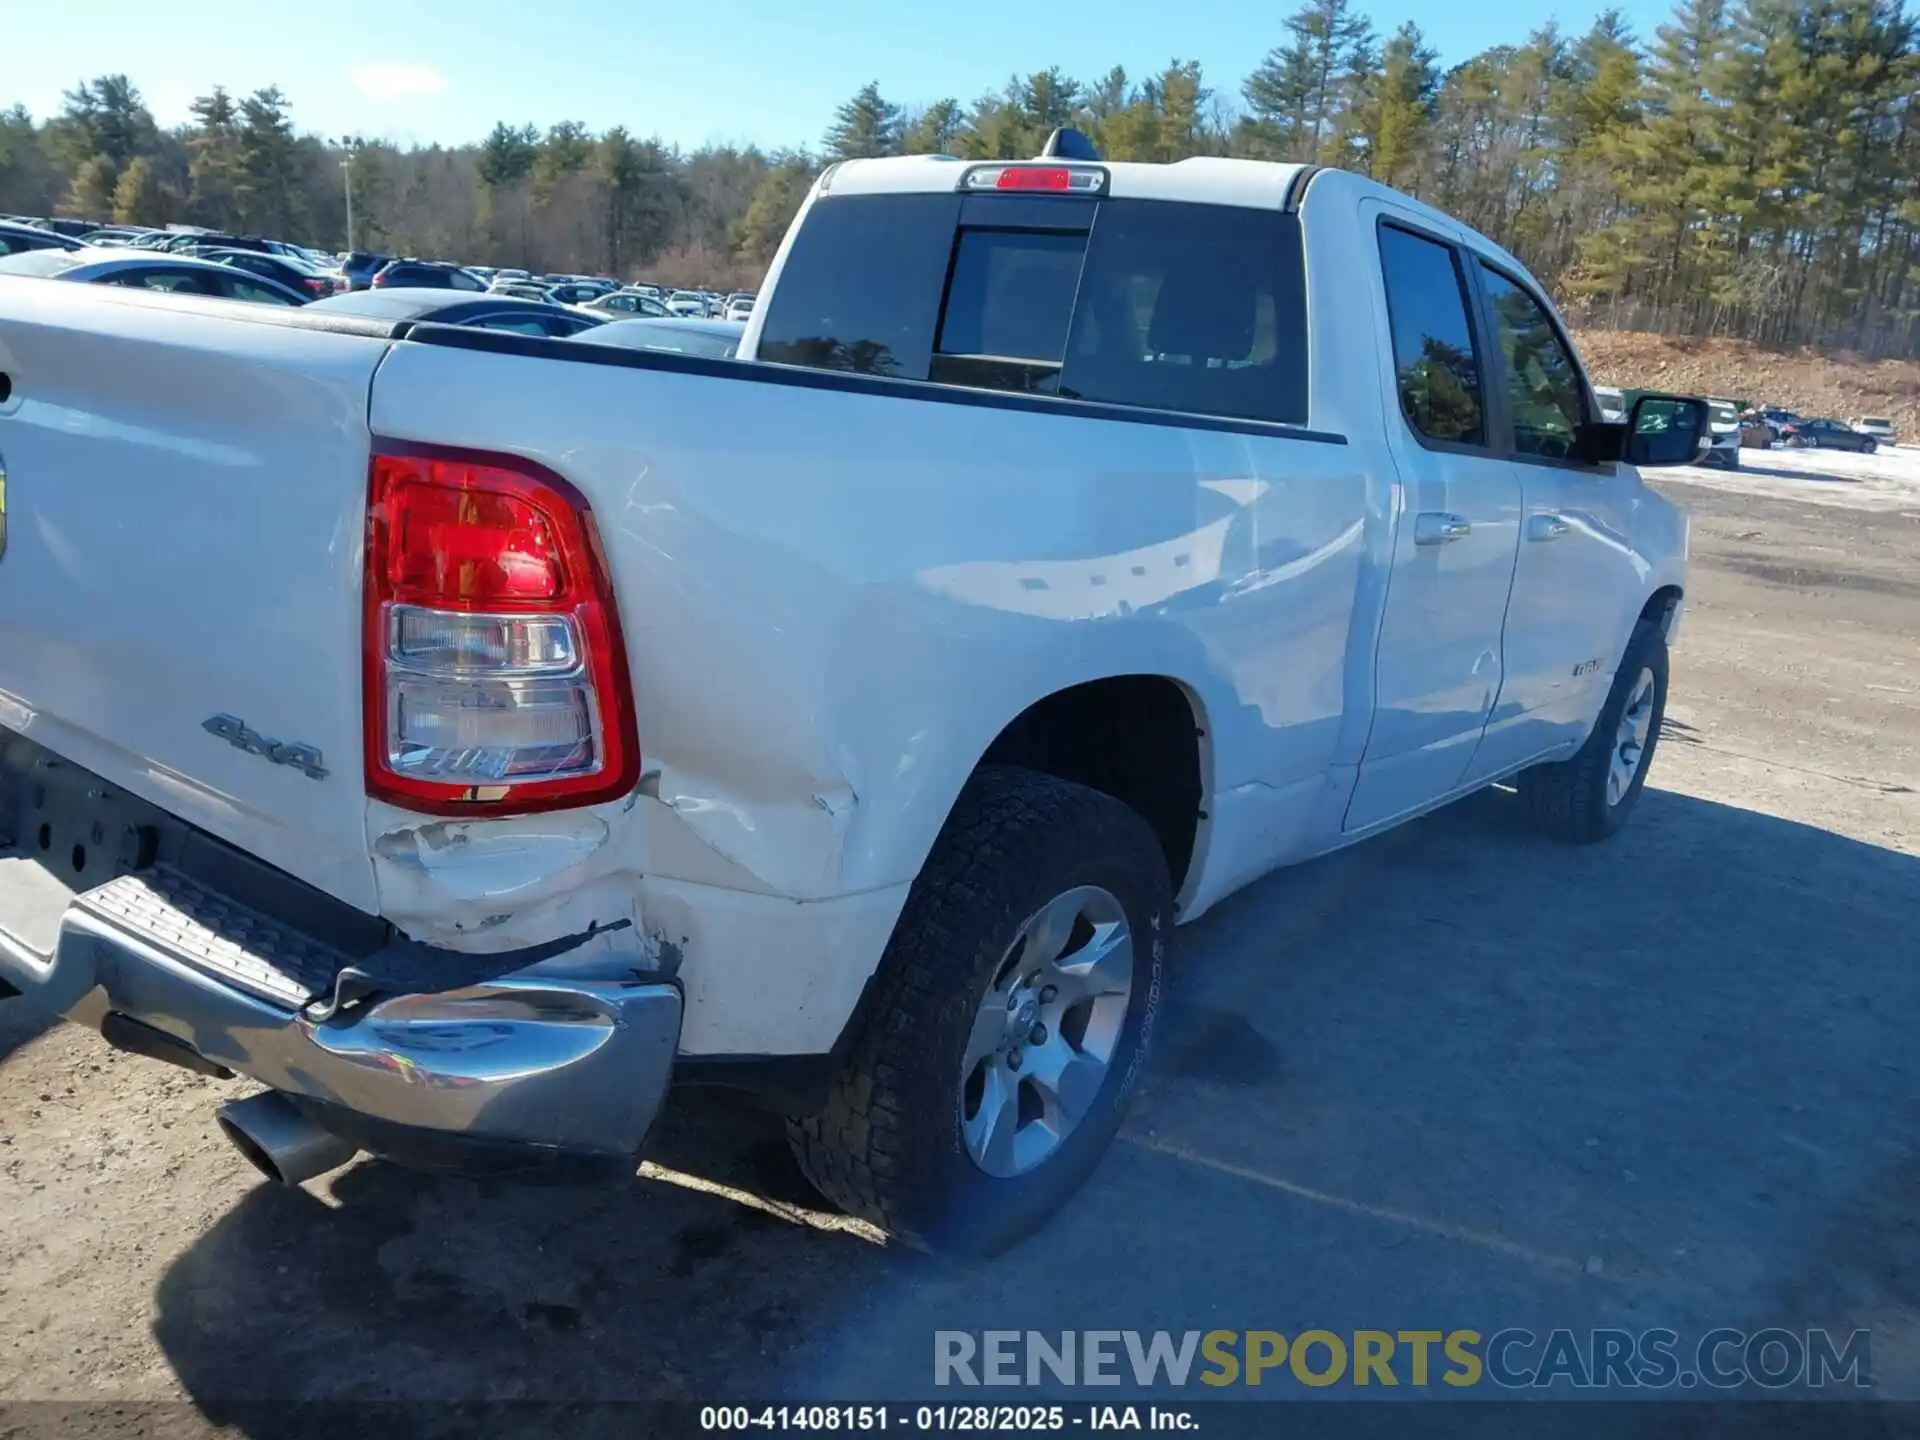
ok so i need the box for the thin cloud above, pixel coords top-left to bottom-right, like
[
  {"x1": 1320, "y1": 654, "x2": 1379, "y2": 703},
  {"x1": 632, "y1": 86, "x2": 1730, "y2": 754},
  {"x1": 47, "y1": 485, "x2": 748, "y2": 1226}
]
[{"x1": 350, "y1": 62, "x2": 448, "y2": 104}]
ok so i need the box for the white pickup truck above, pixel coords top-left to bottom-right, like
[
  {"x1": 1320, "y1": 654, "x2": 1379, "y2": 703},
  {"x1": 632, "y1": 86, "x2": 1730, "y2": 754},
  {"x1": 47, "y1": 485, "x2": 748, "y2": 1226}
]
[{"x1": 0, "y1": 144, "x2": 1703, "y2": 1254}]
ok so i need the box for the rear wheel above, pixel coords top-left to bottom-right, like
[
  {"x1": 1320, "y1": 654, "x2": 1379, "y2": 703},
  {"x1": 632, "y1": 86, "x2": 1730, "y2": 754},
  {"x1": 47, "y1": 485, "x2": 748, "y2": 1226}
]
[
  {"x1": 787, "y1": 766, "x2": 1171, "y2": 1255},
  {"x1": 1519, "y1": 619, "x2": 1668, "y2": 844}
]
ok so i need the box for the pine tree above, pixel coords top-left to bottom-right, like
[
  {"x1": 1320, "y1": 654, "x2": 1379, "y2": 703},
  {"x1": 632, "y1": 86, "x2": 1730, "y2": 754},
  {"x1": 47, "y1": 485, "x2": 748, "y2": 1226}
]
[
  {"x1": 477, "y1": 122, "x2": 539, "y2": 188},
  {"x1": 186, "y1": 88, "x2": 242, "y2": 225},
  {"x1": 903, "y1": 100, "x2": 963, "y2": 155},
  {"x1": 1243, "y1": 0, "x2": 1376, "y2": 160},
  {"x1": 1340, "y1": 24, "x2": 1437, "y2": 187},
  {"x1": 732, "y1": 157, "x2": 815, "y2": 264},
  {"x1": 235, "y1": 87, "x2": 302, "y2": 237},
  {"x1": 0, "y1": 105, "x2": 62, "y2": 216},
  {"x1": 823, "y1": 83, "x2": 903, "y2": 160}
]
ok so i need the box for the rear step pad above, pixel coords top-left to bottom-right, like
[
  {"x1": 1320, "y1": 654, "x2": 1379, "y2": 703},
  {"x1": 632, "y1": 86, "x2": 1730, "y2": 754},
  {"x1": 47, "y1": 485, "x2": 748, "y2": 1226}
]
[{"x1": 76, "y1": 866, "x2": 349, "y2": 1011}]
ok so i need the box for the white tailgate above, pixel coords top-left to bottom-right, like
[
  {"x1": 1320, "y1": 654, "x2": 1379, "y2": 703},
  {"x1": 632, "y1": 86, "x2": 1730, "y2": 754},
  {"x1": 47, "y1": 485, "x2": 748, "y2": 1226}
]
[{"x1": 0, "y1": 281, "x2": 390, "y2": 911}]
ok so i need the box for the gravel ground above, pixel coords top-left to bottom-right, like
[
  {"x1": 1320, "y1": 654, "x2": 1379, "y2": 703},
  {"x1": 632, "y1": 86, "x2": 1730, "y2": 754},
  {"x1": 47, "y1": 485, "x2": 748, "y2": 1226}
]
[{"x1": 2, "y1": 453, "x2": 1917, "y2": 1423}]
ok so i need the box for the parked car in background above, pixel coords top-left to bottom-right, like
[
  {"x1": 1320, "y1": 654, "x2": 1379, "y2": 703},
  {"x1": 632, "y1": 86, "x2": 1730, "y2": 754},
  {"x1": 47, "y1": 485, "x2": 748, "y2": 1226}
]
[
  {"x1": 1849, "y1": 417, "x2": 1898, "y2": 445},
  {"x1": 197, "y1": 247, "x2": 343, "y2": 300},
  {"x1": 1781, "y1": 417, "x2": 1878, "y2": 453},
  {"x1": 150, "y1": 232, "x2": 279, "y2": 256},
  {"x1": 78, "y1": 226, "x2": 159, "y2": 247},
  {"x1": 1702, "y1": 398, "x2": 1741, "y2": 470},
  {"x1": 489, "y1": 280, "x2": 558, "y2": 302},
  {"x1": 1737, "y1": 408, "x2": 1773, "y2": 448},
  {"x1": 544, "y1": 281, "x2": 614, "y2": 306},
  {"x1": 724, "y1": 292, "x2": 756, "y2": 322},
  {"x1": 33, "y1": 217, "x2": 102, "y2": 238},
  {"x1": 0, "y1": 221, "x2": 82, "y2": 257},
  {"x1": 1593, "y1": 386, "x2": 1627, "y2": 422},
  {"x1": 304, "y1": 288, "x2": 606, "y2": 336},
  {"x1": 370, "y1": 259, "x2": 488, "y2": 292},
  {"x1": 0, "y1": 248, "x2": 308, "y2": 305},
  {"x1": 665, "y1": 289, "x2": 708, "y2": 316},
  {"x1": 1758, "y1": 407, "x2": 1803, "y2": 441},
  {"x1": 341, "y1": 251, "x2": 394, "y2": 291},
  {"x1": 575, "y1": 316, "x2": 744, "y2": 358},
  {"x1": 584, "y1": 289, "x2": 671, "y2": 318}
]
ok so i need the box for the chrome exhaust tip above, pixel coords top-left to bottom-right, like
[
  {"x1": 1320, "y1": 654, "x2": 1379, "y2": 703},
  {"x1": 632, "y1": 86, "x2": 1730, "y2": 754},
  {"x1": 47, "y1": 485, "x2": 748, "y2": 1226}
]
[{"x1": 216, "y1": 1091, "x2": 358, "y2": 1186}]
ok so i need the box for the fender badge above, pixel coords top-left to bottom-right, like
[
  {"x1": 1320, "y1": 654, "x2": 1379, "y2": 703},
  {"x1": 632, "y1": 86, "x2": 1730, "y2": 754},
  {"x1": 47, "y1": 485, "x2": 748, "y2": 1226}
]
[{"x1": 203, "y1": 714, "x2": 328, "y2": 781}]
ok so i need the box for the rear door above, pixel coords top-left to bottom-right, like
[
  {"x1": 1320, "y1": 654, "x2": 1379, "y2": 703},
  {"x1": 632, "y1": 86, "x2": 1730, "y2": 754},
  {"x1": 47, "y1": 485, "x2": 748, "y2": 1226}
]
[
  {"x1": 1343, "y1": 207, "x2": 1521, "y2": 833},
  {"x1": 0, "y1": 282, "x2": 391, "y2": 910}
]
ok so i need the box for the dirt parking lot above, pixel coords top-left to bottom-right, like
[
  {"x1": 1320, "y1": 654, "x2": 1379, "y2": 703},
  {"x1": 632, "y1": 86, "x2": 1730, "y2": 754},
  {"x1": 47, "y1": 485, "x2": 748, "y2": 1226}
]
[{"x1": 3, "y1": 450, "x2": 1918, "y2": 1421}]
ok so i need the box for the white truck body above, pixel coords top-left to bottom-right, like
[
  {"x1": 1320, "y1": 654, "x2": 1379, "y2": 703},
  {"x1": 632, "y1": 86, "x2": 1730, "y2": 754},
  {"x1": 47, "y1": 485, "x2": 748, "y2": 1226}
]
[{"x1": 0, "y1": 153, "x2": 1692, "y2": 1245}]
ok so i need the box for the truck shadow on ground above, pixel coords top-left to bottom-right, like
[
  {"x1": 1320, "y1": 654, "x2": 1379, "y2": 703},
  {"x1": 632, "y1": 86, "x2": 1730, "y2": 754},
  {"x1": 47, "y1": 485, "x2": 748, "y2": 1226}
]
[
  {"x1": 1725, "y1": 459, "x2": 1865, "y2": 484},
  {"x1": 148, "y1": 784, "x2": 1920, "y2": 1425},
  {"x1": 0, "y1": 988, "x2": 54, "y2": 1067}
]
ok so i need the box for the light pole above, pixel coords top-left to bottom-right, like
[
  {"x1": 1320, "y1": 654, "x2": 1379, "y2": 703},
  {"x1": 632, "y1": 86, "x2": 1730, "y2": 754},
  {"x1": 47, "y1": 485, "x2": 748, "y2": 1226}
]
[{"x1": 340, "y1": 155, "x2": 354, "y2": 251}]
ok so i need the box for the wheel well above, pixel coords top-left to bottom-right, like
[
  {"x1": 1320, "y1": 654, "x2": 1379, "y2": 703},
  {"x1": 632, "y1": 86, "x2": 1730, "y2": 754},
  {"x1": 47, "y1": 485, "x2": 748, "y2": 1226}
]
[
  {"x1": 1640, "y1": 585, "x2": 1683, "y2": 632},
  {"x1": 979, "y1": 676, "x2": 1204, "y2": 894}
]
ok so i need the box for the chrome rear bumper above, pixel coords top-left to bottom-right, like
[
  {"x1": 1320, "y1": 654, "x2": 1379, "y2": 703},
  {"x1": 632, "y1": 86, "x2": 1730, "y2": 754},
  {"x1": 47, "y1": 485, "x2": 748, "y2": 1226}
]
[{"x1": 2, "y1": 818, "x2": 679, "y2": 1173}]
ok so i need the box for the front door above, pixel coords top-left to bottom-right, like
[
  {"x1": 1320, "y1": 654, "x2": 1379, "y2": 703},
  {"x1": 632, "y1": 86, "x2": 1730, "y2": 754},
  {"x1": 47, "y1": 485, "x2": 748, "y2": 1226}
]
[
  {"x1": 1462, "y1": 262, "x2": 1637, "y2": 781},
  {"x1": 1345, "y1": 209, "x2": 1522, "y2": 833}
]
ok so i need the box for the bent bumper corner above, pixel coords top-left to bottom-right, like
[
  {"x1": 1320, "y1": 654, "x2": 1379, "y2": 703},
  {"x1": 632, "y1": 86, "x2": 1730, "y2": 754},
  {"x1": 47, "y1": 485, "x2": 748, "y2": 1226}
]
[{"x1": 2, "y1": 877, "x2": 681, "y2": 1177}]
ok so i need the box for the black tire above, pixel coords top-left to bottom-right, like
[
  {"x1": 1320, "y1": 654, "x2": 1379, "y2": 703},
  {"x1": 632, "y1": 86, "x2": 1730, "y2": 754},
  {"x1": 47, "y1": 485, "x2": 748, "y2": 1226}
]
[
  {"x1": 787, "y1": 765, "x2": 1172, "y2": 1256},
  {"x1": 1518, "y1": 619, "x2": 1669, "y2": 844},
  {"x1": 1864, "y1": 440, "x2": 1877, "y2": 455}
]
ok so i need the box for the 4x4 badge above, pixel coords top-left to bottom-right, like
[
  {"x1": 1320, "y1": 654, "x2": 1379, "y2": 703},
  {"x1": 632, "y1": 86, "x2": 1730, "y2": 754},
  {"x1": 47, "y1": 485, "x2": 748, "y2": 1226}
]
[{"x1": 202, "y1": 714, "x2": 328, "y2": 781}]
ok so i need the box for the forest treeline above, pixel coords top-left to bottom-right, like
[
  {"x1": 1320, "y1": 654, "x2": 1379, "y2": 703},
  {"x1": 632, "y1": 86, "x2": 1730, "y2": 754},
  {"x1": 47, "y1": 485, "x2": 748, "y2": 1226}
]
[{"x1": 3, "y1": 0, "x2": 1917, "y2": 355}]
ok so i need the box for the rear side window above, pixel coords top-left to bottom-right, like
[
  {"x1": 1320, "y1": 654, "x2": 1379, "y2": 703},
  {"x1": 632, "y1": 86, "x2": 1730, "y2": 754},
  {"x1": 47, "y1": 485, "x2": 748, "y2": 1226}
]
[
  {"x1": 1378, "y1": 225, "x2": 1484, "y2": 447},
  {"x1": 1062, "y1": 201, "x2": 1306, "y2": 426},
  {"x1": 759, "y1": 191, "x2": 1308, "y2": 426}
]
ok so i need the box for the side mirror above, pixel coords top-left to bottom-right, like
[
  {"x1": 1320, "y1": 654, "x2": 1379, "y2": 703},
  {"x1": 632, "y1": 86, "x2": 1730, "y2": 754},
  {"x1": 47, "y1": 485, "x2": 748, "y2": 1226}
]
[{"x1": 1625, "y1": 394, "x2": 1709, "y2": 468}]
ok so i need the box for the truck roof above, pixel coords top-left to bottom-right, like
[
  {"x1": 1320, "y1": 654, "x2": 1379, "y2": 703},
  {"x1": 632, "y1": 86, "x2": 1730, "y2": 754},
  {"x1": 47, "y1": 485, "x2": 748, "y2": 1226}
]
[
  {"x1": 820, "y1": 154, "x2": 1311, "y2": 211},
  {"x1": 815, "y1": 154, "x2": 1533, "y2": 281}
]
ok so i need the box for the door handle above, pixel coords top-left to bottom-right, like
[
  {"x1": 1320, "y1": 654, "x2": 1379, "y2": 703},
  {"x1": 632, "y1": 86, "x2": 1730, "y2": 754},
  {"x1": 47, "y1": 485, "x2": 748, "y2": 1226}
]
[
  {"x1": 1414, "y1": 512, "x2": 1472, "y2": 546},
  {"x1": 1528, "y1": 513, "x2": 1570, "y2": 542}
]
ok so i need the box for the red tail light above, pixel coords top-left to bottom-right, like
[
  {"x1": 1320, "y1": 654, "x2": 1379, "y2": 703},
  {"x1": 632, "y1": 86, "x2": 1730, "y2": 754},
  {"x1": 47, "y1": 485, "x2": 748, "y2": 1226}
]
[{"x1": 364, "y1": 444, "x2": 639, "y2": 816}]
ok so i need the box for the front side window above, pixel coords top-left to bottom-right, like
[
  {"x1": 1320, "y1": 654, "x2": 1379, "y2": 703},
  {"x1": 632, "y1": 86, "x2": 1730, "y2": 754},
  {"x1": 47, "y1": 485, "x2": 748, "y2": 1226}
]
[
  {"x1": 1378, "y1": 225, "x2": 1484, "y2": 446},
  {"x1": 1479, "y1": 264, "x2": 1587, "y2": 461}
]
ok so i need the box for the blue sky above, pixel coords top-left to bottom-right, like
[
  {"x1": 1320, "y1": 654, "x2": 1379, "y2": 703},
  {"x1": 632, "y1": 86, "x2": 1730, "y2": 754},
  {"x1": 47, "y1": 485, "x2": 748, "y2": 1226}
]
[{"x1": 9, "y1": 0, "x2": 1680, "y2": 153}]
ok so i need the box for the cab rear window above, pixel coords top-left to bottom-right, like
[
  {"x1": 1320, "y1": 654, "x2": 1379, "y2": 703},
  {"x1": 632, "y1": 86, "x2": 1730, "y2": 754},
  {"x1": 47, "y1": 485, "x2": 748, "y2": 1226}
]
[{"x1": 756, "y1": 191, "x2": 1309, "y2": 428}]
